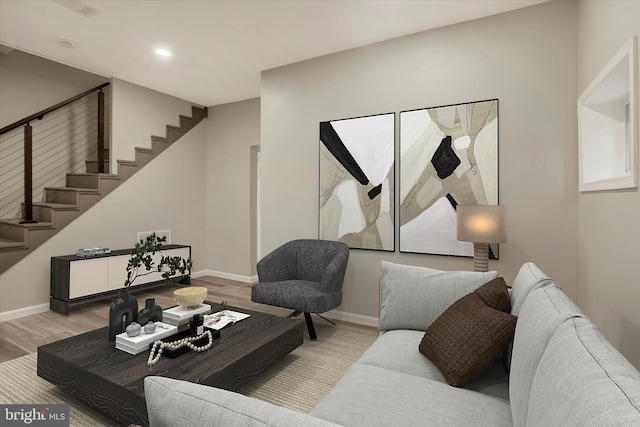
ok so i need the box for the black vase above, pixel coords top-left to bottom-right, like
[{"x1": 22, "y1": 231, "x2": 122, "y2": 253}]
[
  {"x1": 137, "y1": 298, "x2": 163, "y2": 325},
  {"x1": 108, "y1": 289, "x2": 138, "y2": 341}
]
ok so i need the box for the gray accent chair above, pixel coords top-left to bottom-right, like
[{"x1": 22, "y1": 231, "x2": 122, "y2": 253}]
[{"x1": 251, "y1": 239, "x2": 349, "y2": 340}]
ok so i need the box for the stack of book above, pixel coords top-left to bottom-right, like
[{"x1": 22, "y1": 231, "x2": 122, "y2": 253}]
[
  {"x1": 162, "y1": 303, "x2": 212, "y2": 326},
  {"x1": 115, "y1": 322, "x2": 178, "y2": 355}
]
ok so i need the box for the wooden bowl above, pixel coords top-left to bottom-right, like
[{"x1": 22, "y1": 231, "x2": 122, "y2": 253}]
[{"x1": 174, "y1": 287, "x2": 207, "y2": 308}]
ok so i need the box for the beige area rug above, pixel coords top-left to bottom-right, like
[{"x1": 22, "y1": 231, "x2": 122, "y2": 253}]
[{"x1": 0, "y1": 324, "x2": 375, "y2": 426}]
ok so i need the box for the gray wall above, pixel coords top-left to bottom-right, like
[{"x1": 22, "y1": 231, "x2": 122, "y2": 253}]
[
  {"x1": 110, "y1": 78, "x2": 197, "y2": 174},
  {"x1": 260, "y1": 0, "x2": 578, "y2": 325},
  {"x1": 577, "y1": 0, "x2": 640, "y2": 368},
  {"x1": 0, "y1": 49, "x2": 108, "y2": 128},
  {"x1": 206, "y1": 98, "x2": 260, "y2": 280}
]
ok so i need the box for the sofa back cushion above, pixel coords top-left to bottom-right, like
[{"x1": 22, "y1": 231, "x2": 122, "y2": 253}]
[
  {"x1": 510, "y1": 262, "x2": 554, "y2": 317},
  {"x1": 378, "y1": 261, "x2": 498, "y2": 332},
  {"x1": 509, "y1": 285, "x2": 585, "y2": 427},
  {"x1": 527, "y1": 318, "x2": 640, "y2": 426},
  {"x1": 504, "y1": 262, "x2": 556, "y2": 371}
]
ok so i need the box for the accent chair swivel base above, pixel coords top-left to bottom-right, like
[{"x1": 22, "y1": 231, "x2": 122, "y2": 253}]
[{"x1": 287, "y1": 310, "x2": 336, "y2": 340}]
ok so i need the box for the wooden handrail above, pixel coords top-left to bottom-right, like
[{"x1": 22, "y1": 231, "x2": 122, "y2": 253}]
[{"x1": 0, "y1": 82, "x2": 110, "y2": 135}]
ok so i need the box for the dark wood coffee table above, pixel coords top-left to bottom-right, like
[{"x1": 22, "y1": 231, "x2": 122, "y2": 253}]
[{"x1": 37, "y1": 303, "x2": 303, "y2": 426}]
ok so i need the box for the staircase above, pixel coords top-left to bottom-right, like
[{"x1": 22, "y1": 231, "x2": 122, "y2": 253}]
[{"x1": 0, "y1": 106, "x2": 207, "y2": 275}]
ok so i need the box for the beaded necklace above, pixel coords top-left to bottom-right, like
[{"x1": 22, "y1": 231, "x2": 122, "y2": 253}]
[{"x1": 147, "y1": 330, "x2": 213, "y2": 368}]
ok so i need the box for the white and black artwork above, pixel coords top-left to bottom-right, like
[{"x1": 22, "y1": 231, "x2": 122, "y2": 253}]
[
  {"x1": 319, "y1": 113, "x2": 395, "y2": 251},
  {"x1": 399, "y1": 99, "x2": 499, "y2": 257}
]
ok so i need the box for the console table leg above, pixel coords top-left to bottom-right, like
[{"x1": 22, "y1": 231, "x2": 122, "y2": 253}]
[{"x1": 50, "y1": 298, "x2": 69, "y2": 315}]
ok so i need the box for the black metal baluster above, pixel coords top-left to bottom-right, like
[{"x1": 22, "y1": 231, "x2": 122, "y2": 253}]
[
  {"x1": 97, "y1": 88, "x2": 105, "y2": 173},
  {"x1": 20, "y1": 123, "x2": 37, "y2": 224}
]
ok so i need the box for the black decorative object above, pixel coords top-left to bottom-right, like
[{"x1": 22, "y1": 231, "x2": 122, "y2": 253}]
[
  {"x1": 108, "y1": 289, "x2": 138, "y2": 341},
  {"x1": 190, "y1": 314, "x2": 204, "y2": 336},
  {"x1": 137, "y1": 298, "x2": 163, "y2": 325}
]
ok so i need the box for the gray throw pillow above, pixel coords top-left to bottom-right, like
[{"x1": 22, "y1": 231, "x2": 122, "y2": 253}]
[{"x1": 378, "y1": 261, "x2": 498, "y2": 332}]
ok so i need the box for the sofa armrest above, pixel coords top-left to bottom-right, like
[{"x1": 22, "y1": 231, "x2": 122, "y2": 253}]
[
  {"x1": 378, "y1": 261, "x2": 498, "y2": 332},
  {"x1": 145, "y1": 376, "x2": 342, "y2": 427}
]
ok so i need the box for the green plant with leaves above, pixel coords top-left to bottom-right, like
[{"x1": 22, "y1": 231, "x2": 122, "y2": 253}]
[{"x1": 124, "y1": 232, "x2": 192, "y2": 288}]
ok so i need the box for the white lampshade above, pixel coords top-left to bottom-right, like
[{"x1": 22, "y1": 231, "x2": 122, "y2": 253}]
[{"x1": 457, "y1": 205, "x2": 507, "y2": 244}]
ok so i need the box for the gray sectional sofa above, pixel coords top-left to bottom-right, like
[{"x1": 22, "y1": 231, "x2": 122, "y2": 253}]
[{"x1": 144, "y1": 261, "x2": 640, "y2": 426}]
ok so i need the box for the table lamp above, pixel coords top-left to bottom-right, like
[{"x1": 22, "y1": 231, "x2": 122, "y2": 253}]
[{"x1": 456, "y1": 205, "x2": 506, "y2": 272}]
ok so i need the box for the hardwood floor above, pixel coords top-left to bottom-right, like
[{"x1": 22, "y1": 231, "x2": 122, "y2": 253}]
[{"x1": 0, "y1": 276, "x2": 378, "y2": 364}]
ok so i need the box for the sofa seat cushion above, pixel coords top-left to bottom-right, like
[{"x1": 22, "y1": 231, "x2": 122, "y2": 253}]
[
  {"x1": 419, "y1": 282, "x2": 517, "y2": 387},
  {"x1": 527, "y1": 318, "x2": 640, "y2": 426},
  {"x1": 144, "y1": 376, "x2": 341, "y2": 427},
  {"x1": 357, "y1": 330, "x2": 447, "y2": 380},
  {"x1": 310, "y1": 364, "x2": 512, "y2": 427},
  {"x1": 357, "y1": 330, "x2": 509, "y2": 400},
  {"x1": 379, "y1": 261, "x2": 498, "y2": 332}
]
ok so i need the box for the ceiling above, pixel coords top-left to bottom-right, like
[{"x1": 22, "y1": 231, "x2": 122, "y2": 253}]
[{"x1": 0, "y1": 0, "x2": 547, "y2": 107}]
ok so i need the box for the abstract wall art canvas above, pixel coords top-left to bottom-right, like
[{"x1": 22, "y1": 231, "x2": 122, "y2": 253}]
[
  {"x1": 319, "y1": 113, "x2": 395, "y2": 251},
  {"x1": 399, "y1": 99, "x2": 498, "y2": 257}
]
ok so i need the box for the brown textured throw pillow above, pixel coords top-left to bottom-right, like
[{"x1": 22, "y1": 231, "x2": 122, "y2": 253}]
[
  {"x1": 475, "y1": 277, "x2": 511, "y2": 312},
  {"x1": 419, "y1": 278, "x2": 517, "y2": 387}
]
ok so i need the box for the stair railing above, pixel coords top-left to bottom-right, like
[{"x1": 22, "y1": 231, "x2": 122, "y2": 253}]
[{"x1": 0, "y1": 82, "x2": 109, "y2": 223}]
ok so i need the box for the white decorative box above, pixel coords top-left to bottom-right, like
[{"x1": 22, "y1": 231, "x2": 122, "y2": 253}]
[
  {"x1": 115, "y1": 322, "x2": 178, "y2": 355},
  {"x1": 162, "y1": 303, "x2": 212, "y2": 326}
]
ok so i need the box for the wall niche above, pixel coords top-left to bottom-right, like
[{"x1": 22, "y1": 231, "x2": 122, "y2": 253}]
[{"x1": 578, "y1": 36, "x2": 637, "y2": 192}]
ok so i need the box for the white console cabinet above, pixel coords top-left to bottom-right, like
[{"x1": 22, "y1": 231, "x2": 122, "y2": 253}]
[{"x1": 51, "y1": 245, "x2": 191, "y2": 314}]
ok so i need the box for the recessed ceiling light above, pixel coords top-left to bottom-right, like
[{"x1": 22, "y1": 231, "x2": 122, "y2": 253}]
[
  {"x1": 58, "y1": 39, "x2": 78, "y2": 49},
  {"x1": 155, "y1": 48, "x2": 172, "y2": 57}
]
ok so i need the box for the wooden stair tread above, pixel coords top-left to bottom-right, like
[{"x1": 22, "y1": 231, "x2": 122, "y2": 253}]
[
  {"x1": 49, "y1": 187, "x2": 100, "y2": 194},
  {"x1": 32, "y1": 202, "x2": 78, "y2": 210},
  {"x1": 44, "y1": 186, "x2": 99, "y2": 192},
  {"x1": 68, "y1": 173, "x2": 118, "y2": 178},
  {"x1": 0, "y1": 239, "x2": 26, "y2": 249},
  {"x1": 0, "y1": 218, "x2": 54, "y2": 229}
]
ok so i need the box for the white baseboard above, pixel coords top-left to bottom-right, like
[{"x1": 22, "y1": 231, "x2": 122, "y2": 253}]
[
  {"x1": 0, "y1": 273, "x2": 376, "y2": 329},
  {"x1": 322, "y1": 309, "x2": 379, "y2": 328},
  {"x1": 0, "y1": 270, "x2": 247, "y2": 323},
  {"x1": 194, "y1": 269, "x2": 258, "y2": 284},
  {"x1": 196, "y1": 270, "x2": 378, "y2": 328},
  {"x1": 0, "y1": 303, "x2": 50, "y2": 323}
]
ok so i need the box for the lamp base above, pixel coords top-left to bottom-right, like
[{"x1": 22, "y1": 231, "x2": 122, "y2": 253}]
[{"x1": 473, "y1": 242, "x2": 490, "y2": 272}]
